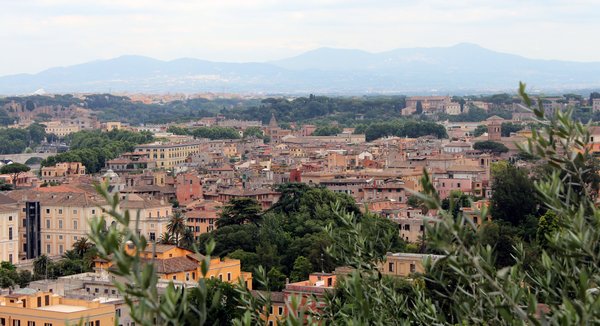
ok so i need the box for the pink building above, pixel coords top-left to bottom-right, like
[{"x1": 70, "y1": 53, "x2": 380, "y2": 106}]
[{"x1": 436, "y1": 177, "x2": 473, "y2": 199}]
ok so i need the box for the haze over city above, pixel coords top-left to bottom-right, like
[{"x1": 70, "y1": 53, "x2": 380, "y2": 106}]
[{"x1": 2, "y1": 0, "x2": 600, "y2": 76}]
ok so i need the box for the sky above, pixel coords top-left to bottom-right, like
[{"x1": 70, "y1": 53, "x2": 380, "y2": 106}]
[{"x1": 1, "y1": 0, "x2": 599, "y2": 76}]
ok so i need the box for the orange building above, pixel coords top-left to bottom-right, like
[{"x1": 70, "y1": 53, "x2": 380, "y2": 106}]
[
  {"x1": 95, "y1": 244, "x2": 252, "y2": 289},
  {"x1": 0, "y1": 288, "x2": 115, "y2": 325}
]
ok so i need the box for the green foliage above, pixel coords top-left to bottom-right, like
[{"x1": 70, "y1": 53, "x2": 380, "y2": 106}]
[
  {"x1": 41, "y1": 129, "x2": 154, "y2": 173},
  {"x1": 0, "y1": 163, "x2": 30, "y2": 187},
  {"x1": 312, "y1": 125, "x2": 342, "y2": 136},
  {"x1": 188, "y1": 278, "x2": 243, "y2": 325},
  {"x1": 167, "y1": 125, "x2": 241, "y2": 140},
  {"x1": 501, "y1": 122, "x2": 524, "y2": 137},
  {"x1": 491, "y1": 162, "x2": 540, "y2": 225},
  {"x1": 473, "y1": 124, "x2": 487, "y2": 137},
  {"x1": 290, "y1": 256, "x2": 313, "y2": 282},
  {"x1": 222, "y1": 95, "x2": 406, "y2": 125},
  {"x1": 0, "y1": 262, "x2": 31, "y2": 288},
  {"x1": 537, "y1": 210, "x2": 560, "y2": 248},
  {"x1": 32, "y1": 238, "x2": 96, "y2": 280},
  {"x1": 473, "y1": 140, "x2": 509, "y2": 154},
  {"x1": 216, "y1": 198, "x2": 262, "y2": 228},
  {"x1": 242, "y1": 126, "x2": 264, "y2": 139},
  {"x1": 266, "y1": 267, "x2": 286, "y2": 291},
  {"x1": 0, "y1": 123, "x2": 48, "y2": 154},
  {"x1": 364, "y1": 120, "x2": 447, "y2": 141},
  {"x1": 88, "y1": 182, "x2": 218, "y2": 325},
  {"x1": 167, "y1": 211, "x2": 187, "y2": 247}
]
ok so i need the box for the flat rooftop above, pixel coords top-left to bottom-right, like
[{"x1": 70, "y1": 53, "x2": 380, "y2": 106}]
[{"x1": 36, "y1": 304, "x2": 88, "y2": 313}]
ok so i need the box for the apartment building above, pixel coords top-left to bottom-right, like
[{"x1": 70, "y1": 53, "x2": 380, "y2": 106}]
[
  {"x1": 43, "y1": 120, "x2": 81, "y2": 137},
  {"x1": 6, "y1": 188, "x2": 172, "y2": 259},
  {"x1": 0, "y1": 194, "x2": 19, "y2": 263},
  {"x1": 94, "y1": 244, "x2": 252, "y2": 288},
  {"x1": 41, "y1": 162, "x2": 86, "y2": 183},
  {"x1": 134, "y1": 141, "x2": 204, "y2": 169},
  {"x1": 0, "y1": 289, "x2": 115, "y2": 326},
  {"x1": 379, "y1": 252, "x2": 444, "y2": 277}
]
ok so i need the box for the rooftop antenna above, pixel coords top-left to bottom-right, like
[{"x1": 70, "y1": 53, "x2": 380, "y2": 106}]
[{"x1": 320, "y1": 252, "x2": 324, "y2": 273}]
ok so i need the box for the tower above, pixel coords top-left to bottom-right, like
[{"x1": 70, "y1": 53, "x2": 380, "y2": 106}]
[{"x1": 486, "y1": 115, "x2": 503, "y2": 141}]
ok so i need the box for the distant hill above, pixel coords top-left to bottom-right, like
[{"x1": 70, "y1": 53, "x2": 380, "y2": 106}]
[{"x1": 1, "y1": 43, "x2": 600, "y2": 94}]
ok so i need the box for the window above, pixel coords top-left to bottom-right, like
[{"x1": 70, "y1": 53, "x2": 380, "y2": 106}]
[
  {"x1": 58, "y1": 209, "x2": 62, "y2": 214},
  {"x1": 410, "y1": 263, "x2": 416, "y2": 273},
  {"x1": 59, "y1": 235, "x2": 63, "y2": 240},
  {"x1": 388, "y1": 262, "x2": 394, "y2": 272},
  {"x1": 45, "y1": 295, "x2": 49, "y2": 305},
  {"x1": 8, "y1": 215, "x2": 12, "y2": 221},
  {"x1": 46, "y1": 220, "x2": 50, "y2": 229},
  {"x1": 73, "y1": 209, "x2": 77, "y2": 215},
  {"x1": 46, "y1": 209, "x2": 50, "y2": 214},
  {"x1": 8, "y1": 227, "x2": 12, "y2": 240},
  {"x1": 37, "y1": 297, "x2": 41, "y2": 307},
  {"x1": 73, "y1": 220, "x2": 78, "y2": 230},
  {"x1": 13, "y1": 321, "x2": 20, "y2": 326},
  {"x1": 116, "y1": 309, "x2": 121, "y2": 317},
  {"x1": 192, "y1": 272, "x2": 196, "y2": 280},
  {"x1": 278, "y1": 306, "x2": 284, "y2": 315},
  {"x1": 74, "y1": 236, "x2": 78, "y2": 241},
  {"x1": 173, "y1": 275, "x2": 176, "y2": 280},
  {"x1": 44, "y1": 324, "x2": 52, "y2": 326},
  {"x1": 268, "y1": 321, "x2": 274, "y2": 326},
  {"x1": 8, "y1": 254, "x2": 12, "y2": 263},
  {"x1": 58, "y1": 220, "x2": 63, "y2": 229},
  {"x1": 149, "y1": 232, "x2": 155, "y2": 241},
  {"x1": 92, "y1": 209, "x2": 96, "y2": 215},
  {"x1": 218, "y1": 274, "x2": 222, "y2": 281},
  {"x1": 227, "y1": 273, "x2": 231, "y2": 281}
]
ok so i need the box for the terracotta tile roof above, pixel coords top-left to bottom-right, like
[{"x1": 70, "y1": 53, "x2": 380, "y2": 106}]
[{"x1": 144, "y1": 256, "x2": 199, "y2": 274}]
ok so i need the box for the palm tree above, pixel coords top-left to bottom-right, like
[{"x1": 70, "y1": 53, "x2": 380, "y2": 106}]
[
  {"x1": 179, "y1": 228, "x2": 195, "y2": 250},
  {"x1": 73, "y1": 237, "x2": 93, "y2": 258},
  {"x1": 159, "y1": 232, "x2": 174, "y2": 245},
  {"x1": 166, "y1": 211, "x2": 187, "y2": 246},
  {"x1": 33, "y1": 255, "x2": 50, "y2": 279}
]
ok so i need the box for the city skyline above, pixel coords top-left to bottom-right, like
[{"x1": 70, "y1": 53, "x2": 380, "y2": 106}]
[{"x1": 1, "y1": 0, "x2": 599, "y2": 76}]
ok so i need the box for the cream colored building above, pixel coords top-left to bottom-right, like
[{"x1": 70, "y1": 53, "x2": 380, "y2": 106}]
[
  {"x1": 593, "y1": 98, "x2": 600, "y2": 113},
  {"x1": 379, "y1": 252, "x2": 444, "y2": 277},
  {"x1": 134, "y1": 141, "x2": 203, "y2": 169},
  {"x1": 0, "y1": 194, "x2": 19, "y2": 263},
  {"x1": 7, "y1": 189, "x2": 172, "y2": 259},
  {"x1": 44, "y1": 120, "x2": 81, "y2": 137},
  {"x1": 0, "y1": 289, "x2": 115, "y2": 326}
]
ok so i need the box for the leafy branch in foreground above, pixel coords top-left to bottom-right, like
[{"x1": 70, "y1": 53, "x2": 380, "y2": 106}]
[{"x1": 88, "y1": 183, "x2": 216, "y2": 325}]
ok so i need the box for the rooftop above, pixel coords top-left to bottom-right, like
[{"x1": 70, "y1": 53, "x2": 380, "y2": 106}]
[{"x1": 36, "y1": 304, "x2": 88, "y2": 313}]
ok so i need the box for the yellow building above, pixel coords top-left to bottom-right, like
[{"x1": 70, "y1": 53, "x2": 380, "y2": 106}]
[
  {"x1": 0, "y1": 194, "x2": 19, "y2": 263},
  {"x1": 0, "y1": 288, "x2": 115, "y2": 326},
  {"x1": 104, "y1": 121, "x2": 122, "y2": 131},
  {"x1": 44, "y1": 120, "x2": 81, "y2": 137},
  {"x1": 95, "y1": 244, "x2": 253, "y2": 289},
  {"x1": 41, "y1": 162, "x2": 86, "y2": 183},
  {"x1": 379, "y1": 253, "x2": 443, "y2": 277},
  {"x1": 134, "y1": 141, "x2": 203, "y2": 169}
]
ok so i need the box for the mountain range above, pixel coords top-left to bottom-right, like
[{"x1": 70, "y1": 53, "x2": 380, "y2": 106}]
[{"x1": 1, "y1": 43, "x2": 600, "y2": 95}]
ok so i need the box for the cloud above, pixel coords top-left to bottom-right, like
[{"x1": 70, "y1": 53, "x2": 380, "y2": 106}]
[{"x1": 0, "y1": 0, "x2": 598, "y2": 75}]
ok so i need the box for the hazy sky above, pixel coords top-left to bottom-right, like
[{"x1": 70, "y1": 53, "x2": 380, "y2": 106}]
[{"x1": 1, "y1": 0, "x2": 599, "y2": 76}]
